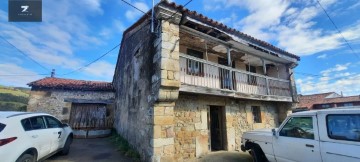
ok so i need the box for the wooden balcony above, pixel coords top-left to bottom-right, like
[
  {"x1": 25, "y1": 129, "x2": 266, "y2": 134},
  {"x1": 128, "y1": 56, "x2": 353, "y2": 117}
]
[{"x1": 179, "y1": 54, "x2": 293, "y2": 102}]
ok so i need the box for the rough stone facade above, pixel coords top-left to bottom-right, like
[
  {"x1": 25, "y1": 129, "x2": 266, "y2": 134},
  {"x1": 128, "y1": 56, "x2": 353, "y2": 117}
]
[
  {"x1": 27, "y1": 90, "x2": 114, "y2": 122},
  {"x1": 113, "y1": 16, "x2": 157, "y2": 162},
  {"x1": 173, "y1": 94, "x2": 290, "y2": 161}
]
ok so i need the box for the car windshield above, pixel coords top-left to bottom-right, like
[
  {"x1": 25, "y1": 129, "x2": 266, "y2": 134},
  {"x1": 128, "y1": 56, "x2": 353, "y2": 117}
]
[{"x1": 0, "y1": 123, "x2": 5, "y2": 133}]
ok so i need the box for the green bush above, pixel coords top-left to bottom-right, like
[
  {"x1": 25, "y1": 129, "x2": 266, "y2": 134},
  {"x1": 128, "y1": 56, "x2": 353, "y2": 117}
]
[{"x1": 109, "y1": 131, "x2": 141, "y2": 161}]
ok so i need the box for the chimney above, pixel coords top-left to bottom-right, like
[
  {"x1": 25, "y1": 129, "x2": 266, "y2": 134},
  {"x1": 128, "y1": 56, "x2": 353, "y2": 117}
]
[
  {"x1": 51, "y1": 69, "x2": 55, "y2": 77},
  {"x1": 341, "y1": 91, "x2": 343, "y2": 97}
]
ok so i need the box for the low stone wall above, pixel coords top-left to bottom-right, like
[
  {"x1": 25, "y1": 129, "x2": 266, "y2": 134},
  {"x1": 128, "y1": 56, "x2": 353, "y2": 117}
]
[{"x1": 173, "y1": 93, "x2": 288, "y2": 161}]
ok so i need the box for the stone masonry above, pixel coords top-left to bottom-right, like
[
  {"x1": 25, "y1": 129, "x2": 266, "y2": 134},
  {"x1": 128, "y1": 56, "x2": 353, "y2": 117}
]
[{"x1": 173, "y1": 94, "x2": 288, "y2": 161}]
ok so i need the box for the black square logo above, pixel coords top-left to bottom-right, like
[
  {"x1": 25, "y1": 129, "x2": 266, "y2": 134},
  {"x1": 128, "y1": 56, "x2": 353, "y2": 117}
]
[{"x1": 9, "y1": 0, "x2": 42, "y2": 22}]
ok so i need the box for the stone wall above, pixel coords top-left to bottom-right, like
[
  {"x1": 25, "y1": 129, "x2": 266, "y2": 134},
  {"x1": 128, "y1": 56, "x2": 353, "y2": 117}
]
[
  {"x1": 112, "y1": 16, "x2": 156, "y2": 162},
  {"x1": 173, "y1": 93, "x2": 285, "y2": 161},
  {"x1": 113, "y1": 5, "x2": 182, "y2": 161},
  {"x1": 27, "y1": 90, "x2": 114, "y2": 122}
]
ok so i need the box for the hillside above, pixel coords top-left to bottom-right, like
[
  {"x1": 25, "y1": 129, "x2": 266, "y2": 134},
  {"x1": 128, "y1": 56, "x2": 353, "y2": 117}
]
[{"x1": 0, "y1": 86, "x2": 30, "y2": 111}]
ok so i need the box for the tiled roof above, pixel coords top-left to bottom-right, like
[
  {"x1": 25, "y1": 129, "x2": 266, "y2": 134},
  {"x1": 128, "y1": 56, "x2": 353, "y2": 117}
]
[
  {"x1": 28, "y1": 77, "x2": 114, "y2": 91},
  {"x1": 320, "y1": 96, "x2": 360, "y2": 104},
  {"x1": 159, "y1": 0, "x2": 300, "y2": 60},
  {"x1": 297, "y1": 92, "x2": 335, "y2": 109},
  {"x1": 298, "y1": 92, "x2": 360, "y2": 109}
]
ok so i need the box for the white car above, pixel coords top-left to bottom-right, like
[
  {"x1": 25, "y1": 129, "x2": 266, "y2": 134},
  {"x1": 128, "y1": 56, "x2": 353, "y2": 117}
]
[
  {"x1": 0, "y1": 111, "x2": 73, "y2": 162},
  {"x1": 241, "y1": 107, "x2": 360, "y2": 162}
]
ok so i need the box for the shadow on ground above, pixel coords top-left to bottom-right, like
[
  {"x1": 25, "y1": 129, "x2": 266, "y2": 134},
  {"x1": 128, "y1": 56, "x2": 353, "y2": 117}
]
[
  {"x1": 45, "y1": 137, "x2": 133, "y2": 162},
  {"x1": 197, "y1": 151, "x2": 253, "y2": 162}
]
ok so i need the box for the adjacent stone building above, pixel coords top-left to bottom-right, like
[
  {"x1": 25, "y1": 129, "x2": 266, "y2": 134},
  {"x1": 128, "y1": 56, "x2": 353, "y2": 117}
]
[
  {"x1": 27, "y1": 77, "x2": 115, "y2": 138},
  {"x1": 113, "y1": 1, "x2": 300, "y2": 161}
]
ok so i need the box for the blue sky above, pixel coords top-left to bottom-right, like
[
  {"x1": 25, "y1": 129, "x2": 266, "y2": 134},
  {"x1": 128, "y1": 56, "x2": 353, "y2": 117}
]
[{"x1": 0, "y1": 0, "x2": 359, "y2": 96}]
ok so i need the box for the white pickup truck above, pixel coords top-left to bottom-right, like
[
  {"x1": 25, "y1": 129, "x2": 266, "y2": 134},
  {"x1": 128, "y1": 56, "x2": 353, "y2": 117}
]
[{"x1": 241, "y1": 107, "x2": 360, "y2": 162}]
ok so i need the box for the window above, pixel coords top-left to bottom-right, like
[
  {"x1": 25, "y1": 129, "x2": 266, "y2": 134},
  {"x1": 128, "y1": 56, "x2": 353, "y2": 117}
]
[
  {"x1": 21, "y1": 116, "x2": 46, "y2": 131},
  {"x1": 186, "y1": 49, "x2": 204, "y2": 76},
  {"x1": 246, "y1": 65, "x2": 257, "y2": 85},
  {"x1": 45, "y1": 116, "x2": 62, "y2": 128},
  {"x1": 343, "y1": 103, "x2": 353, "y2": 107},
  {"x1": 0, "y1": 123, "x2": 5, "y2": 132},
  {"x1": 321, "y1": 104, "x2": 331, "y2": 109},
  {"x1": 279, "y1": 117, "x2": 314, "y2": 139},
  {"x1": 327, "y1": 114, "x2": 360, "y2": 142},
  {"x1": 252, "y1": 106, "x2": 262, "y2": 123}
]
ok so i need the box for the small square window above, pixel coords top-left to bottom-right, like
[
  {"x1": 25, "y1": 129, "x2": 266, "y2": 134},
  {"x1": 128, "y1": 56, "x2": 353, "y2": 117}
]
[{"x1": 252, "y1": 106, "x2": 262, "y2": 123}]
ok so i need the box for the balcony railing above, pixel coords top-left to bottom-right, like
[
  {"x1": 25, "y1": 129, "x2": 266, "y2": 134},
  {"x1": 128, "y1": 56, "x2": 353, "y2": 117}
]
[{"x1": 179, "y1": 54, "x2": 291, "y2": 97}]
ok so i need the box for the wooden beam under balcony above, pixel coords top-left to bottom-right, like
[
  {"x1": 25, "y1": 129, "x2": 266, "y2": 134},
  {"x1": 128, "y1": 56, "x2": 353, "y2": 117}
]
[{"x1": 179, "y1": 84, "x2": 293, "y2": 102}]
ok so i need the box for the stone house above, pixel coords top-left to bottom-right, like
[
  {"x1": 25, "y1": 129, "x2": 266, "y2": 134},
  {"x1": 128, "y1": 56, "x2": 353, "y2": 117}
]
[
  {"x1": 113, "y1": 1, "x2": 300, "y2": 161},
  {"x1": 27, "y1": 77, "x2": 115, "y2": 138}
]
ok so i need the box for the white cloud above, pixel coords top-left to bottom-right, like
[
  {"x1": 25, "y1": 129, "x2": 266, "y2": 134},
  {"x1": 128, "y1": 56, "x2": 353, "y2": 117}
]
[
  {"x1": 317, "y1": 54, "x2": 327, "y2": 59},
  {"x1": 0, "y1": 64, "x2": 43, "y2": 87},
  {"x1": 321, "y1": 63, "x2": 350, "y2": 76},
  {"x1": 203, "y1": 0, "x2": 360, "y2": 56},
  {"x1": 114, "y1": 20, "x2": 126, "y2": 33},
  {"x1": 348, "y1": 1, "x2": 360, "y2": 10},
  {"x1": 83, "y1": 61, "x2": 115, "y2": 80},
  {"x1": 75, "y1": 0, "x2": 103, "y2": 14},
  {"x1": 296, "y1": 63, "x2": 359, "y2": 96},
  {"x1": 125, "y1": 2, "x2": 149, "y2": 21}
]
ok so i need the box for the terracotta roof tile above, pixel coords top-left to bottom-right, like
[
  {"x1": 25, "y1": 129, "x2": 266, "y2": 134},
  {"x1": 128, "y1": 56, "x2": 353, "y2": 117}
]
[
  {"x1": 297, "y1": 92, "x2": 334, "y2": 109},
  {"x1": 28, "y1": 77, "x2": 114, "y2": 91}
]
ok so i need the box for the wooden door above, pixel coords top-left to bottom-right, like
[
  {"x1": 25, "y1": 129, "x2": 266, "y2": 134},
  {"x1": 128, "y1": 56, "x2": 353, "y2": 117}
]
[
  {"x1": 209, "y1": 106, "x2": 226, "y2": 151},
  {"x1": 69, "y1": 103, "x2": 107, "y2": 130}
]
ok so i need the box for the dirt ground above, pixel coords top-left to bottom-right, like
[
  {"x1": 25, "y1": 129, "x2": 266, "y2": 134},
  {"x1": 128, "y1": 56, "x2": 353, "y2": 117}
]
[
  {"x1": 45, "y1": 137, "x2": 133, "y2": 162},
  {"x1": 45, "y1": 138, "x2": 252, "y2": 162}
]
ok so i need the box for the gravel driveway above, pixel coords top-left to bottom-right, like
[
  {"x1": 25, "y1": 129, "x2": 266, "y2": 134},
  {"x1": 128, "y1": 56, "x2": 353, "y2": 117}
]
[{"x1": 45, "y1": 137, "x2": 133, "y2": 162}]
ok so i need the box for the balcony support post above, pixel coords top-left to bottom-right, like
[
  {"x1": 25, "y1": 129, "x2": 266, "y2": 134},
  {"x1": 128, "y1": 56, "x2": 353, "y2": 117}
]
[
  {"x1": 227, "y1": 47, "x2": 233, "y2": 90},
  {"x1": 262, "y1": 59, "x2": 270, "y2": 95}
]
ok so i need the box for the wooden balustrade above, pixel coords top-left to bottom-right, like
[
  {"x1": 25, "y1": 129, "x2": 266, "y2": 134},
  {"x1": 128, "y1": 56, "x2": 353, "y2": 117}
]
[{"x1": 179, "y1": 54, "x2": 291, "y2": 97}]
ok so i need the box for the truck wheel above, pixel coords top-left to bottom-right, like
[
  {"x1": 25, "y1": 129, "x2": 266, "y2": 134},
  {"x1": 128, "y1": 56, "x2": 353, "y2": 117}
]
[
  {"x1": 16, "y1": 154, "x2": 35, "y2": 162},
  {"x1": 250, "y1": 147, "x2": 266, "y2": 162}
]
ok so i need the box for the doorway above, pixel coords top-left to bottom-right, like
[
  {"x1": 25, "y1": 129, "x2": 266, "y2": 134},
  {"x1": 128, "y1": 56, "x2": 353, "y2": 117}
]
[{"x1": 209, "y1": 106, "x2": 226, "y2": 151}]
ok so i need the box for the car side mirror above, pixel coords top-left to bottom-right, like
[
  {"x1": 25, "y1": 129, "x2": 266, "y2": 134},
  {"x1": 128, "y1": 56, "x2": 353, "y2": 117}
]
[{"x1": 272, "y1": 128, "x2": 277, "y2": 137}]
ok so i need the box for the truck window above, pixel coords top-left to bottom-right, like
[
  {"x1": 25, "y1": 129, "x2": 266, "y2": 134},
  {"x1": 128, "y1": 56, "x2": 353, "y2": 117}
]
[
  {"x1": 279, "y1": 117, "x2": 314, "y2": 139},
  {"x1": 327, "y1": 114, "x2": 360, "y2": 142}
]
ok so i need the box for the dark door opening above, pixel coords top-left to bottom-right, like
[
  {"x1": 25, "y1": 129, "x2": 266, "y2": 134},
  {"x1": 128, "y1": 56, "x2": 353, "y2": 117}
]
[{"x1": 209, "y1": 106, "x2": 226, "y2": 151}]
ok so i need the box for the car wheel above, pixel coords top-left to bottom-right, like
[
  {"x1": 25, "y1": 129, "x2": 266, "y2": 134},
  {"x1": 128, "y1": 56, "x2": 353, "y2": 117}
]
[
  {"x1": 250, "y1": 147, "x2": 266, "y2": 162},
  {"x1": 16, "y1": 154, "x2": 34, "y2": 162},
  {"x1": 61, "y1": 136, "x2": 72, "y2": 155}
]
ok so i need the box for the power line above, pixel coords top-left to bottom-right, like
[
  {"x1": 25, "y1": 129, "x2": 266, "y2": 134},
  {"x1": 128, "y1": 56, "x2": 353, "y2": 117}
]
[
  {"x1": 0, "y1": 74, "x2": 48, "y2": 76},
  {"x1": 164, "y1": 0, "x2": 193, "y2": 21},
  {"x1": 316, "y1": 0, "x2": 360, "y2": 59},
  {"x1": 0, "y1": 35, "x2": 51, "y2": 71},
  {"x1": 61, "y1": 43, "x2": 121, "y2": 76},
  {"x1": 121, "y1": 0, "x2": 149, "y2": 15}
]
